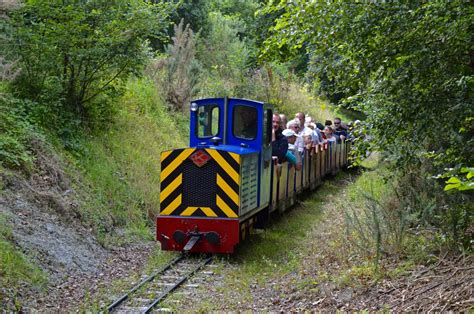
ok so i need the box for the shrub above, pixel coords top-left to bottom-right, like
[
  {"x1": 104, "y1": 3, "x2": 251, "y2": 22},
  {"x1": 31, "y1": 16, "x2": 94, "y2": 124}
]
[{"x1": 0, "y1": 96, "x2": 36, "y2": 168}]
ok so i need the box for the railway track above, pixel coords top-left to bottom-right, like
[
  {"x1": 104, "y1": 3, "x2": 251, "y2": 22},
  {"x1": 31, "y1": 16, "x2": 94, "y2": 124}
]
[{"x1": 105, "y1": 254, "x2": 214, "y2": 313}]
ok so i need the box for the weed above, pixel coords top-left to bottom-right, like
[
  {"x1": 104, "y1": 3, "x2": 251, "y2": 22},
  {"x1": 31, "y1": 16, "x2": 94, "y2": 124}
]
[
  {"x1": 150, "y1": 19, "x2": 201, "y2": 111},
  {"x1": 145, "y1": 248, "x2": 179, "y2": 272},
  {"x1": 344, "y1": 160, "x2": 415, "y2": 269}
]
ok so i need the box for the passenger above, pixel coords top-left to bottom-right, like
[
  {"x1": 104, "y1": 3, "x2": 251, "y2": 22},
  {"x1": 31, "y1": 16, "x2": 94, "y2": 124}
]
[
  {"x1": 325, "y1": 119, "x2": 333, "y2": 127},
  {"x1": 323, "y1": 126, "x2": 337, "y2": 143},
  {"x1": 333, "y1": 117, "x2": 347, "y2": 143},
  {"x1": 272, "y1": 113, "x2": 288, "y2": 165},
  {"x1": 295, "y1": 112, "x2": 312, "y2": 135},
  {"x1": 306, "y1": 121, "x2": 322, "y2": 145},
  {"x1": 303, "y1": 128, "x2": 314, "y2": 150},
  {"x1": 287, "y1": 119, "x2": 304, "y2": 154},
  {"x1": 279, "y1": 114, "x2": 288, "y2": 131},
  {"x1": 282, "y1": 129, "x2": 302, "y2": 171}
]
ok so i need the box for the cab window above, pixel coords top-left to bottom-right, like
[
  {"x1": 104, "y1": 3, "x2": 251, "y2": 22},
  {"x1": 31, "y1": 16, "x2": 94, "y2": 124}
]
[
  {"x1": 233, "y1": 105, "x2": 258, "y2": 140},
  {"x1": 197, "y1": 105, "x2": 219, "y2": 138}
]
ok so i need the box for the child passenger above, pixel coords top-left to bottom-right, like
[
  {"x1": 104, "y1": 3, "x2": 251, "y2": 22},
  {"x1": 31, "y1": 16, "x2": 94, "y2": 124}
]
[
  {"x1": 282, "y1": 129, "x2": 302, "y2": 171},
  {"x1": 323, "y1": 126, "x2": 337, "y2": 143}
]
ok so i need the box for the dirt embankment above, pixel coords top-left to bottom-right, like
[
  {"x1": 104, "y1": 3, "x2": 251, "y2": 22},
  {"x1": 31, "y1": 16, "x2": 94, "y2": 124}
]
[{"x1": 0, "y1": 139, "x2": 155, "y2": 311}]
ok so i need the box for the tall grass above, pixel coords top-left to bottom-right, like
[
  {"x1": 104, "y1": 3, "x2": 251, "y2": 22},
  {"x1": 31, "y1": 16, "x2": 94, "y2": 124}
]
[
  {"x1": 342, "y1": 156, "x2": 458, "y2": 269},
  {"x1": 343, "y1": 156, "x2": 408, "y2": 268},
  {"x1": 75, "y1": 78, "x2": 188, "y2": 245}
]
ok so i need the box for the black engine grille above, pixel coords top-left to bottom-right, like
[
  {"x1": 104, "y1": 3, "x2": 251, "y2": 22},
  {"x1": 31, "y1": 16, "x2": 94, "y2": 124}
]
[{"x1": 181, "y1": 159, "x2": 217, "y2": 207}]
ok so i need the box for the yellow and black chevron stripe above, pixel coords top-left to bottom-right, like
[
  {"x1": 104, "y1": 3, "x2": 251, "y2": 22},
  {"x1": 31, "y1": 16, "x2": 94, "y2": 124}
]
[{"x1": 159, "y1": 148, "x2": 241, "y2": 218}]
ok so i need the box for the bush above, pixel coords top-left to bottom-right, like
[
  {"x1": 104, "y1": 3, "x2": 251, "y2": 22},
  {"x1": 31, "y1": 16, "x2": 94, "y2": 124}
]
[
  {"x1": 0, "y1": 96, "x2": 36, "y2": 168},
  {"x1": 345, "y1": 160, "x2": 472, "y2": 271}
]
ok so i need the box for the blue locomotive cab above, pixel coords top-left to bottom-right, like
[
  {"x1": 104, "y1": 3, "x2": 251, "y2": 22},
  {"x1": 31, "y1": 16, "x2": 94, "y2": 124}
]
[
  {"x1": 187, "y1": 98, "x2": 273, "y2": 218},
  {"x1": 189, "y1": 98, "x2": 272, "y2": 151}
]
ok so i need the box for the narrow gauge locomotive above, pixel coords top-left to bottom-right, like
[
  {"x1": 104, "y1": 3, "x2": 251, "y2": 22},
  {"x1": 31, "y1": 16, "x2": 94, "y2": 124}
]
[{"x1": 156, "y1": 97, "x2": 350, "y2": 253}]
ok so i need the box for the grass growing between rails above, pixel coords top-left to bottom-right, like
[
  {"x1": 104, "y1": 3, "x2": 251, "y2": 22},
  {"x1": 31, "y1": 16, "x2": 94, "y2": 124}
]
[{"x1": 71, "y1": 78, "x2": 189, "y2": 245}]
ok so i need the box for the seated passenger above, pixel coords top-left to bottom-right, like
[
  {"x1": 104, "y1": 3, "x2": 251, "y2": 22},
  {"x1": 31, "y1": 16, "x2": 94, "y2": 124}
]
[
  {"x1": 323, "y1": 126, "x2": 337, "y2": 143},
  {"x1": 282, "y1": 129, "x2": 302, "y2": 171},
  {"x1": 313, "y1": 122, "x2": 324, "y2": 142},
  {"x1": 272, "y1": 113, "x2": 288, "y2": 164},
  {"x1": 306, "y1": 122, "x2": 321, "y2": 146},
  {"x1": 287, "y1": 119, "x2": 304, "y2": 154},
  {"x1": 303, "y1": 128, "x2": 314, "y2": 150},
  {"x1": 295, "y1": 112, "x2": 312, "y2": 137},
  {"x1": 333, "y1": 117, "x2": 347, "y2": 143}
]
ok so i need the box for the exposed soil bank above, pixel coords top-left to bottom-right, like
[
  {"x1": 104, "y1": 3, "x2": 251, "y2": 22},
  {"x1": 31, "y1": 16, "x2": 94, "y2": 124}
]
[{"x1": 0, "y1": 141, "x2": 156, "y2": 311}]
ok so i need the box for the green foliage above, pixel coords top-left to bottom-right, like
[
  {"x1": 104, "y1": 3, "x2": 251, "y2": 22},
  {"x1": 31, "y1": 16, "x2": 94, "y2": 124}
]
[
  {"x1": 0, "y1": 95, "x2": 36, "y2": 168},
  {"x1": 261, "y1": 1, "x2": 473, "y2": 177},
  {"x1": 196, "y1": 10, "x2": 255, "y2": 97},
  {"x1": 5, "y1": 0, "x2": 173, "y2": 129},
  {"x1": 262, "y1": 1, "x2": 473, "y2": 249},
  {"x1": 164, "y1": 0, "x2": 312, "y2": 110},
  {"x1": 443, "y1": 167, "x2": 474, "y2": 192},
  {"x1": 169, "y1": 0, "x2": 211, "y2": 37},
  {"x1": 172, "y1": 0, "x2": 260, "y2": 41},
  {"x1": 345, "y1": 159, "x2": 472, "y2": 262},
  {"x1": 344, "y1": 166, "x2": 406, "y2": 268},
  {"x1": 74, "y1": 77, "x2": 188, "y2": 244}
]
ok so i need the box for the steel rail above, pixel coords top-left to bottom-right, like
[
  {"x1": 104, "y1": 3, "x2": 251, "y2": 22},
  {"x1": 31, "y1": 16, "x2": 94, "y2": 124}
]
[
  {"x1": 106, "y1": 254, "x2": 184, "y2": 312},
  {"x1": 142, "y1": 255, "x2": 213, "y2": 314}
]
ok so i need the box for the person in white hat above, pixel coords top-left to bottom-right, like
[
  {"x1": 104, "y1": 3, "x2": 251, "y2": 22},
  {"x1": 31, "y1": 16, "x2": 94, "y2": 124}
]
[
  {"x1": 282, "y1": 129, "x2": 302, "y2": 170},
  {"x1": 287, "y1": 119, "x2": 305, "y2": 154}
]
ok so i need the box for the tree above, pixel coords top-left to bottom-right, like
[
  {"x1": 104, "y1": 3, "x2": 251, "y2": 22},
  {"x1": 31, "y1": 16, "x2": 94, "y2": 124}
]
[
  {"x1": 261, "y1": 1, "x2": 473, "y2": 244},
  {"x1": 5, "y1": 0, "x2": 173, "y2": 127},
  {"x1": 261, "y1": 1, "x2": 473, "y2": 181}
]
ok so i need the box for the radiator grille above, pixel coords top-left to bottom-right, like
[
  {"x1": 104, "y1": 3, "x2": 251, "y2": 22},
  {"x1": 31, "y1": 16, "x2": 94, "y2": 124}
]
[{"x1": 182, "y1": 159, "x2": 217, "y2": 208}]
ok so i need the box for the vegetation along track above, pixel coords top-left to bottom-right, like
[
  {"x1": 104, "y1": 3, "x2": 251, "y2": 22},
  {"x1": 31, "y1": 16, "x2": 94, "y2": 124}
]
[{"x1": 105, "y1": 254, "x2": 213, "y2": 313}]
